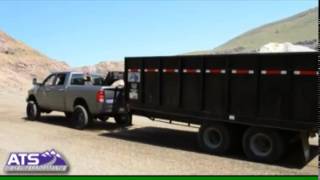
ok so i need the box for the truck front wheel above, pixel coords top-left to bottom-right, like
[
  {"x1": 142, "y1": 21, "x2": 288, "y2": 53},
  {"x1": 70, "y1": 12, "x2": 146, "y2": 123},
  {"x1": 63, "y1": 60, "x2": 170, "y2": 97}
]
[
  {"x1": 72, "y1": 105, "x2": 91, "y2": 129},
  {"x1": 242, "y1": 127, "x2": 285, "y2": 163},
  {"x1": 114, "y1": 113, "x2": 132, "y2": 125},
  {"x1": 198, "y1": 123, "x2": 236, "y2": 154},
  {"x1": 26, "y1": 101, "x2": 41, "y2": 120}
]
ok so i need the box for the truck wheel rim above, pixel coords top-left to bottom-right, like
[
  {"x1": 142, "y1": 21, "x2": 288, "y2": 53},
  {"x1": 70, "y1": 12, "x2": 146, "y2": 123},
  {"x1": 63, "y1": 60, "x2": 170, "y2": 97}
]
[
  {"x1": 249, "y1": 133, "x2": 273, "y2": 157},
  {"x1": 203, "y1": 127, "x2": 223, "y2": 149},
  {"x1": 77, "y1": 109, "x2": 85, "y2": 125}
]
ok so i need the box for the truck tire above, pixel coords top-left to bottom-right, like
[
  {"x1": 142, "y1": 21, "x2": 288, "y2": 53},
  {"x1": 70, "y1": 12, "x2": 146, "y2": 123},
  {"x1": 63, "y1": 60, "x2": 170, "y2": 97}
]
[
  {"x1": 26, "y1": 101, "x2": 41, "y2": 120},
  {"x1": 71, "y1": 105, "x2": 91, "y2": 129},
  {"x1": 114, "y1": 113, "x2": 132, "y2": 125},
  {"x1": 242, "y1": 127, "x2": 285, "y2": 163},
  {"x1": 198, "y1": 123, "x2": 235, "y2": 154}
]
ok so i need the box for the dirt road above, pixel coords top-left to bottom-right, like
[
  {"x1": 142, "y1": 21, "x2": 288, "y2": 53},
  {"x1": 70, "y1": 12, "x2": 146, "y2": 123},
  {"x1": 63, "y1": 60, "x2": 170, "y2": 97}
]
[{"x1": 0, "y1": 92, "x2": 318, "y2": 175}]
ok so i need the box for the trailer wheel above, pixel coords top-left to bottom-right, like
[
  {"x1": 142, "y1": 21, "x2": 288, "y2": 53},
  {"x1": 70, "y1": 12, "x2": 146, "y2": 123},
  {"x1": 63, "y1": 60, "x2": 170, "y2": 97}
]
[
  {"x1": 26, "y1": 101, "x2": 41, "y2": 120},
  {"x1": 243, "y1": 127, "x2": 285, "y2": 163},
  {"x1": 198, "y1": 123, "x2": 235, "y2": 154},
  {"x1": 71, "y1": 105, "x2": 91, "y2": 129},
  {"x1": 114, "y1": 113, "x2": 132, "y2": 125}
]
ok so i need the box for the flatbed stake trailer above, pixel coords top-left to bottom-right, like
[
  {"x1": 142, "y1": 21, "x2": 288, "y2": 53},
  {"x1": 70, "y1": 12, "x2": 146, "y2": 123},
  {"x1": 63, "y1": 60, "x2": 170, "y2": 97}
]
[{"x1": 125, "y1": 52, "x2": 317, "y2": 163}]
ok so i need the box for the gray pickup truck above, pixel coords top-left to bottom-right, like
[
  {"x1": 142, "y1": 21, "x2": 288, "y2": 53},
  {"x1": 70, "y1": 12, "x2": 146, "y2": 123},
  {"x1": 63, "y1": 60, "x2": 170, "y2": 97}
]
[{"x1": 26, "y1": 71, "x2": 131, "y2": 129}]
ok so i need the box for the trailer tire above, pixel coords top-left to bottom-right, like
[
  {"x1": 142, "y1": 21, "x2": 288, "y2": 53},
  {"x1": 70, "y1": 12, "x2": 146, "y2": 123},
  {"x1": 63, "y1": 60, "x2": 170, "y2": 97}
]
[
  {"x1": 71, "y1": 105, "x2": 91, "y2": 129},
  {"x1": 243, "y1": 127, "x2": 285, "y2": 163},
  {"x1": 26, "y1": 101, "x2": 41, "y2": 120},
  {"x1": 198, "y1": 123, "x2": 235, "y2": 154},
  {"x1": 114, "y1": 113, "x2": 132, "y2": 125}
]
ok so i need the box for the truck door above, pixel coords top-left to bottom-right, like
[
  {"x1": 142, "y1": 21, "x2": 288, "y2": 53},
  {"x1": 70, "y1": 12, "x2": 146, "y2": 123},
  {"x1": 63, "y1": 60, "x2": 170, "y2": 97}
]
[
  {"x1": 49, "y1": 73, "x2": 67, "y2": 111},
  {"x1": 37, "y1": 74, "x2": 57, "y2": 109}
]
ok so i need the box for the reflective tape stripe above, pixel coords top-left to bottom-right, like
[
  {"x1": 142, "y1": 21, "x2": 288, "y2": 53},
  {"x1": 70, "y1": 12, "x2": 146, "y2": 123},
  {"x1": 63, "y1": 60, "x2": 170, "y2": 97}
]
[
  {"x1": 128, "y1": 68, "x2": 141, "y2": 72},
  {"x1": 144, "y1": 68, "x2": 159, "y2": 72},
  {"x1": 261, "y1": 70, "x2": 287, "y2": 75},
  {"x1": 205, "y1": 69, "x2": 226, "y2": 74},
  {"x1": 231, "y1": 69, "x2": 254, "y2": 75},
  {"x1": 183, "y1": 69, "x2": 201, "y2": 74},
  {"x1": 293, "y1": 70, "x2": 318, "y2": 76},
  {"x1": 162, "y1": 68, "x2": 179, "y2": 73}
]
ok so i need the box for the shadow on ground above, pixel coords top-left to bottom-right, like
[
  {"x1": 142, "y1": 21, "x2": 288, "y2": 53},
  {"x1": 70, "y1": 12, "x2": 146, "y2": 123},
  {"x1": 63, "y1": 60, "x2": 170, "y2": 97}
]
[
  {"x1": 23, "y1": 115, "x2": 318, "y2": 169},
  {"x1": 22, "y1": 115, "x2": 126, "y2": 131},
  {"x1": 99, "y1": 126, "x2": 318, "y2": 169}
]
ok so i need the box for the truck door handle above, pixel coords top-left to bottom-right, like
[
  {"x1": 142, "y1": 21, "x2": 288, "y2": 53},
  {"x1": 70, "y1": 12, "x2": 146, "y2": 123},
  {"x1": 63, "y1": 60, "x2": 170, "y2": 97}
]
[{"x1": 58, "y1": 88, "x2": 64, "y2": 91}]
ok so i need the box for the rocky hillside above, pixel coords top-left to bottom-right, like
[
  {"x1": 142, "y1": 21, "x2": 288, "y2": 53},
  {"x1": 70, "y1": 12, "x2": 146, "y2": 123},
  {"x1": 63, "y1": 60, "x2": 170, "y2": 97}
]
[
  {"x1": 187, "y1": 7, "x2": 318, "y2": 54},
  {"x1": 0, "y1": 30, "x2": 70, "y2": 92}
]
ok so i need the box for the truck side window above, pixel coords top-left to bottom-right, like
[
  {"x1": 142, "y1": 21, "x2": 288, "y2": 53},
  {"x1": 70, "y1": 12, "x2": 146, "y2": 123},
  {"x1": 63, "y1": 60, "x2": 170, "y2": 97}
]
[
  {"x1": 43, "y1": 74, "x2": 56, "y2": 86},
  {"x1": 55, "y1": 73, "x2": 66, "y2": 86},
  {"x1": 92, "y1": 75, "x2": 104, "y2": 85},
  {"x1": 71, "y1": 74, "x2": 85, "y2": 85}
]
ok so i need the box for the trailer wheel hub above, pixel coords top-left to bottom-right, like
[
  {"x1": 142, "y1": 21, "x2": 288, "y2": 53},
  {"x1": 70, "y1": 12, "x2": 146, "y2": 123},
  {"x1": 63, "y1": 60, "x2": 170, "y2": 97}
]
[
  {"x1": 250, "y1": 133, "x2": 273, "y2": 157},
  {"x1": 203, "y1": 127, "x2": 223, "y2": 149}
]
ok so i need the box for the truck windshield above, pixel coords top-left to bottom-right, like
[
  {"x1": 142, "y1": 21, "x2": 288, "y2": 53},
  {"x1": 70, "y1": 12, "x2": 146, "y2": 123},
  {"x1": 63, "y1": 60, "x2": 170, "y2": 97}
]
[{"x1": 70, "y1": 74, "x2": 104, "y2": 86}]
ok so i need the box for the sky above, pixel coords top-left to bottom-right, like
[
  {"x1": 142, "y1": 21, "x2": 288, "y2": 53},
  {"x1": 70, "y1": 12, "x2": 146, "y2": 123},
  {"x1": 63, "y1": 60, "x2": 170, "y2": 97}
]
[{"x1": 0, "y1": 0, "x2": 318, "y2": 67}]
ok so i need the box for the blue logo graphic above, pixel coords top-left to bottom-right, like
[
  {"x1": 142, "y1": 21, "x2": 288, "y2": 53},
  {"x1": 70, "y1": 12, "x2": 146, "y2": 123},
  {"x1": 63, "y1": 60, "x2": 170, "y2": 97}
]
[{"x1": 4, "y1": 149, "x2": 68, "y2": 172}]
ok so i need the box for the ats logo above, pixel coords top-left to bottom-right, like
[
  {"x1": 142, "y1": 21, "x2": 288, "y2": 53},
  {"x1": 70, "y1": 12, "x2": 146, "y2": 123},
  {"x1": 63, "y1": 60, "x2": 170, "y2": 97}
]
[{"x1": 4, "y1": 149, "x2": 68, "y2": 172}]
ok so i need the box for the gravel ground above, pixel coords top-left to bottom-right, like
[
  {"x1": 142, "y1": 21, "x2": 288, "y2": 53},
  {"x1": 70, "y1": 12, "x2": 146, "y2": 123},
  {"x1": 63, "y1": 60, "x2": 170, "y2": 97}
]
[{"x1": 0, "y1": 92, "x2": 318, "y2": 175}]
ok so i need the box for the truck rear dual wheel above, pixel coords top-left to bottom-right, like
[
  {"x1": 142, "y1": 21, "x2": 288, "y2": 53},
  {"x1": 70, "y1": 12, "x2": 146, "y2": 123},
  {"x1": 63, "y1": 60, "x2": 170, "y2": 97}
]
[
  {"x1": 198, "y1": 123, "x2": 239, "y2": 154},
  {"x1": 26, "y1": 101, "x2": 41, "y2": 120},
  {"x1": 71, "y1": 105, "x2": 92, "y2": 130},
  {"x1": 242, "y1": 127, "x2": 285, "y2": 163}
]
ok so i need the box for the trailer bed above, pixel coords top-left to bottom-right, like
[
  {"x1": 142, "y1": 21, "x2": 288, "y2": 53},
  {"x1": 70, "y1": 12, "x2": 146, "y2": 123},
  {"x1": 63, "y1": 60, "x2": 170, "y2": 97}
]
[{"x1": 125, "y1": 52, "x2": 317, "y2": 132}]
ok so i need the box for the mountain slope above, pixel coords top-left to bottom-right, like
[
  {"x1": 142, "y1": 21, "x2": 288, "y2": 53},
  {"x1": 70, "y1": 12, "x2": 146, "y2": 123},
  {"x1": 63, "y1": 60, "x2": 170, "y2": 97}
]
[
  {"x1": 188, "y1": 7, "x2": 318, "y2": 54},
  {"x1": 0, "y1": 30, "x2": 70, "y2": 92}
]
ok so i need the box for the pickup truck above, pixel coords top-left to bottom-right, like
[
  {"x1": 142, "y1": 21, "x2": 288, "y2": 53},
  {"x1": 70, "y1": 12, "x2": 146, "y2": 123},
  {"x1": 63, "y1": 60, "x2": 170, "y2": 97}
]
[{"x1": 26, "y1": 71, "x2": 131, "y2": 129}]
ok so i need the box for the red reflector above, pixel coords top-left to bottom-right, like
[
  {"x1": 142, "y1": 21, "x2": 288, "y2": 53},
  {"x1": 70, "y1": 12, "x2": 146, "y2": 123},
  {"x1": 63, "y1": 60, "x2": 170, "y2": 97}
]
[
  {"x1": 294, "y1": 70, "x2": 318, "y2": 76},
  {"x1": 128, "y1": 68, "x2": 140, "y2": 72},
  {"x1": 96, "y1": 89, "x2": 105, "y2": 103},
  {"x1": 183, "y1": 69, "x2": 201, "y2": 74},
  {"x1": 261, "y1": 69, "x2": 287, "y2": 75},
  {"x1": 205, "y1": 69, "x2": 226, "y2": 74},
  {"x1": 162, "y1": 68, "x2": 179, "y2": 73},
  {"x1": 144, "y1": 68, "x2": 159, "y2": 73},
  {"x1": 232, "y1": 69, "x2": 254, "y2": 75}
]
